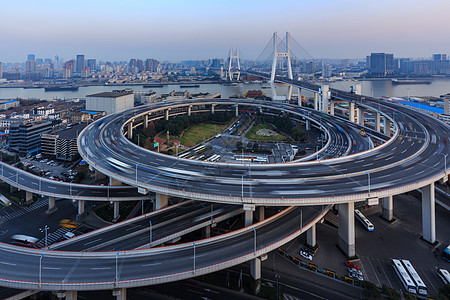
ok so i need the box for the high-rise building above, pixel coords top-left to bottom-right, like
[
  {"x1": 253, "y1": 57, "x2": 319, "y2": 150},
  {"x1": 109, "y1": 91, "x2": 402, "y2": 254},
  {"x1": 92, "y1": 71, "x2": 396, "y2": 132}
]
[
  {"x1": 27, "y1": 54, "x2": 35, "y2": 61},
  {"x1": 369, "y1": 53, "x2": 394, "y2": 76},
  {"x1": 26, "y1": 60, "x2": 37, "y2": 73},
  {"x1": 87, "y1": 59, "x2": 96, "y2": 71},
  {"x1": 76, "y1": 55, "x2": 85, "y2": 73},
  {"x1": 63, "y1": 61, "x2": 73, "y2": 78},
  {"x1": 9, "y1": 121, "x2": 53, "y2": 156},
  {"x1": 0, "y1": 62, "x2": 2, "y2": 78},
  {"x1": 145, "y1": 59, "x2": 158, "y2": 73}
]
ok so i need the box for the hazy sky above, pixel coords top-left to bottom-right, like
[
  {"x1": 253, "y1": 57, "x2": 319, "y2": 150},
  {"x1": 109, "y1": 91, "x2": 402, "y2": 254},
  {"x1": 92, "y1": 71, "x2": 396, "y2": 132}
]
[{"x1": 1, "y1": 0, "x2": 449, "y2": 62}]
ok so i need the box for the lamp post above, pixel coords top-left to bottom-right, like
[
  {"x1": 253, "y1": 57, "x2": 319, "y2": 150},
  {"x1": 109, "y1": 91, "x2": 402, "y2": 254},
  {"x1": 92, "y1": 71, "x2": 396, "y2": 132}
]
[
  {"x1": 135, "y1": 163, "x2": 139, "y2": 184},
  {"x1": 149, "y1": 221, "x2": 152, "y2": 247},
  {"x1": 241, "y1": 175, "x2": 244, "y2": 201},
  {"x1": 252, "y1": 227, "x2": 256, "y2": 256},
  {"x1": 298, "y1": 208, "x2": 303, "y2": 231},
  {"x1": 365, "y1": 171, "x2": 371, "y2": 196},
  {"x1": 193, "y1": 242, "x2": 196, "y2": 273},
  {"x1": 275, "y1": 274, "x2": 280, "y2": 300},
  {"x1": 39, "y1": 253, "x2": 45, "y2": 287},
  {"x1": 115, "y1": 252, "x2": 119, "y2": 285},
  {"x1": 440, "y1": 153, "x2": 448, "y2": 175}
]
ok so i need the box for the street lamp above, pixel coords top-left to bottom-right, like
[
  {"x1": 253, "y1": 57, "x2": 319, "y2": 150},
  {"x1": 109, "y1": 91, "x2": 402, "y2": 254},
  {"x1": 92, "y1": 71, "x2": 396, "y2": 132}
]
[
  {"x1": 149, "y1": 221, "x2": 152, "y2": 247},
  {"x1": 39, "y1": 253, "x2": 45, "y2": 287},
  {"x1": 115, "y1": 252, "x2": 119, "y2": 285},
  {"x1": 135, "y1": 163, "x2": 139, "y2": 184},
  {"x1": 252, "y1": 227, "x2": 256, "y2": 256},
  {"x1": 44, "y1": 225, "x2": 49, "y2": 247},
  {"x1": 440, "y1": 153, "x2": 448, "y2": 174},
  {"x1": 365, "y1": 171, "x2": 371, "y2": 196},
  {"x1": 275, "y1": 274, "x2": 280, "y2": 300},
  {"x1": 241, "y1": 175, "x2": 244, "y2": 201},
  {"x1": 193, "y1": 242, "x2": 196, "y2": 273},
  {"x1": 298, "y1": 208, "x2": 303, "y2": 231}
]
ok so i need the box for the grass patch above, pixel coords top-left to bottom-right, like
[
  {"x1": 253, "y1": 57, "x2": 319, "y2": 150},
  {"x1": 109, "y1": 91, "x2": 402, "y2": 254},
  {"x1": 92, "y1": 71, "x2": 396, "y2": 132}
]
[
  {"x1": 245, "y1": 123, "x2": 288, "y2": 142},
  {"x1": 179, "y1": 124, "x2": 226, "y2": 148}
]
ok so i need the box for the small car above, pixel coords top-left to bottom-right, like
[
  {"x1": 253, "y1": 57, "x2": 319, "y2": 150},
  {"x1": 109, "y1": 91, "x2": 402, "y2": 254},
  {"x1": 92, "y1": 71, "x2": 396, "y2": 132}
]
[
  {"x1": 345, "y1": 261, "x2": 360, "y2": 270},
  {"x1": 299, "y1": 250, "x2": 313, "y2": 261}
]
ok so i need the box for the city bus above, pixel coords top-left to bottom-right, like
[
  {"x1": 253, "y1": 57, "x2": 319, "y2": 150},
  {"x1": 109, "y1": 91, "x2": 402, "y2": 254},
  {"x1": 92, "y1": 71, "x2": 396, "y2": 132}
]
[
  {"x1": 401, "y1": 259, "x2": 427, "y2": 296},
  {"x1": 443, "y1": 245, "x2": 450, "y2": 262},
  {"x1": 437, "y1": 269, "x2": 450, "y2": 285},
  {"x1": 0, "y1": 194, "x2": 11, "y2": 207},
  {"x1": 391, "y1": 259, "x2": 416, "y2": 294},
  {"x1": 354, "y1": 209, "x2": 374, "y2": 231}
]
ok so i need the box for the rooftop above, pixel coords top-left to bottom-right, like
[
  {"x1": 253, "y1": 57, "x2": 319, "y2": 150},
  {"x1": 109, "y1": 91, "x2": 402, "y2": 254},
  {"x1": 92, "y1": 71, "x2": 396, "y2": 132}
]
[
  {"x1": 397, "y1": 100, "x2": 444, "y2": 114},
  {"x1": 87, "y1": 91, "x2": 133, "y2": 98}
]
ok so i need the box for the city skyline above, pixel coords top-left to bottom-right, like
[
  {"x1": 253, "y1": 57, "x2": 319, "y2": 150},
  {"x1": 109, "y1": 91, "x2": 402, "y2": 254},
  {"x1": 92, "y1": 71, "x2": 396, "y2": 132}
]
[{"x1": 1, "y1": 0, "x2": 450, "y2": 63}]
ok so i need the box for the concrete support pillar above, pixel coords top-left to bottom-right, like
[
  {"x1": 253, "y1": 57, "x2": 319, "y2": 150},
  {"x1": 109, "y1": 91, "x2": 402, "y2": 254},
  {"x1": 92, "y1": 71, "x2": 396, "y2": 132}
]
[
  {"x1": 47, "y1": 196, "x2": 56, "y2": 213},
  {"x1": 95, "y1": 169, "x2": 106, "y2": 181},
  {"x1": 306, "y1": 223, "x2": 317, "y2": 248},
  {"x1": 165, "y1": 109, "x2": 169, "y2": 121},
  {"x1": 330, "y1": 100, "x2": 335, "y2": 116},
  {"x1": 109, "y1": 177, "x2": 122, "y2": 186},
  {"x1": 358, "y1": 107, "x2": 364, "y2": 126},
  {"x1": 154, "y1": 193, "x2": 168, "y2": 210},
  {"x1": 78, "y1": 200, "x2": 85, "y2": 215},
  {"x1": 244, "y1": 208, "x2": 254, "y2": 227},
  {"x1": 421, "y1": 183, "x2": 436, "y2": 244},
  {"x1": 305, "y1": 119, "x2": 310, "y2": 131},
  {"x1": 314, "y1": 92, "x2": 318, "y2": 110},
  {"x1": 384, "y1": 117, "x2": 391, "y2": 136},
  {"x1": 375, "y1": 112, "x2": 381, "y2": 132},
  {"x1": 113, "y1": 201, "x2": 120, "y2": 221},
  {"x1": 255, "y1": 206, "x2": 264, "y2": 222},
  {"x1": 297, "y1": 88, "x2": 302, "y2": 106},
  {"x1": 338, "y1": 202, "x2": 356, "y2": 258},
  {"x1": 250, "y1": 257, "x2": 262, "y2": 294},
  {"x1": 144, "y1": 114, "x2": 148, "y2": 129},
  {"x1": 65, "y1": 291, "x2": 77, "y2": 300},
  {"x1": 287, "y1": 85, "x2": 292, "y2": 101},
  {"x1": 349, "y1": 102, "x2": 355, "y2": 123},
  {"x1": 113, "y1": 288, "x2": 127, "y2": 300},
  {"x1": 381, "y1": 196, "x2": 394, "y2": 222},
  {"x1": 235, "y1": 104, "x2": 239, "y2": 117},
  {"x1": 188, "y1": 105, "x2": 192, "y2": 116},
  {"x1": 127, "y1": 122, "x2": 133, "y2": 139},
  {"x1": 25, "y1": 191, "x2": 33, "y2": 203},
  {"x1": 203, "y1": 226, "x2": 211, "y2": 238},
  {"x1": 211, "y1": 104, "x2": 215, "y2": 114}
]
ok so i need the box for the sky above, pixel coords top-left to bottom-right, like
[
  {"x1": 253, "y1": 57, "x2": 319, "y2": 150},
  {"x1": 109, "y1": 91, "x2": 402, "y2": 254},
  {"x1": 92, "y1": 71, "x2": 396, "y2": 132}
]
[{"x1": 1, "y1": 0, "x2": 449, "y2": 63}]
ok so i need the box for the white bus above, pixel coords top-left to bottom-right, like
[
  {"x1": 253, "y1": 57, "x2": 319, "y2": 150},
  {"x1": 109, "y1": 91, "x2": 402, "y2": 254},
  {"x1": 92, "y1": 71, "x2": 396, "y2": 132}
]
[
  {"x1": 438, "y1": 269, "x2": 450, "y2": 285},
  {"x1": 0, "y1": 193, "x2": 11, "y2": 207},
  {"x1": 391, "y1": 259, "x2": 416, "y2": 294},
  {"x1": 354, "y1": 209, "x2": 374, "y2": 231},
  {"x1": 401, "y1": 259, "x2": 427, "y2": 295}
]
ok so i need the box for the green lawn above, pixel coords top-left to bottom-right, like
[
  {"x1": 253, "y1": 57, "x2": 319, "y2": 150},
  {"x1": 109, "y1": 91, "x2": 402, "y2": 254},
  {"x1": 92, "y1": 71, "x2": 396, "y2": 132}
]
[
  {"x1": 245, "y1": 123, "x2": 288, "y2": 141},
  {"x1": 179, "y1": 124, "x2": 226, "y2": 147}
]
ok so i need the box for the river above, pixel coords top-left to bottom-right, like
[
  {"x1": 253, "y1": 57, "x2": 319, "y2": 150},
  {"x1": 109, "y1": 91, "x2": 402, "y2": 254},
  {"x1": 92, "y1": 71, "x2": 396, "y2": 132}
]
[{"x1": 0, "y1": 78, "x2": 449, "y2": 100}]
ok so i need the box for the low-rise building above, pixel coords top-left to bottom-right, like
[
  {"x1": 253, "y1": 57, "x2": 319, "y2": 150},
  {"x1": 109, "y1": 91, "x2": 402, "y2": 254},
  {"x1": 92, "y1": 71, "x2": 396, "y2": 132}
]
[
  {"x1": 86, "y1": 91, "x2": 134, "y2": 114},
  {"x1": 41, "y1": 124, "x2": 87, "y2": 161}
]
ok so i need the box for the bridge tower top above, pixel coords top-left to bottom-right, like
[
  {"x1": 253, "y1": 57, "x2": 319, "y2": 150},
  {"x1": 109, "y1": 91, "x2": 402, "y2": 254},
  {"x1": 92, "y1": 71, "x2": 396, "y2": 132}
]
[
  {"x1": 227, "y1": 47, "x2": 241, "y2": 81},
  {"x1": 270, "y1": 32, "x2": 293, "y2": 99}
]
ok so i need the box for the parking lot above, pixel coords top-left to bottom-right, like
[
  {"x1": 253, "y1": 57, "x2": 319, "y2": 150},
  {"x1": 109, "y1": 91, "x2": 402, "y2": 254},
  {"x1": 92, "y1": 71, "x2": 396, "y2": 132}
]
[
  {"x1": 20, "y1": 155, "x2": 79, "y2": 182},
  {"x1": 282, "y1": 193, "x2": 450, "y2": 296}
]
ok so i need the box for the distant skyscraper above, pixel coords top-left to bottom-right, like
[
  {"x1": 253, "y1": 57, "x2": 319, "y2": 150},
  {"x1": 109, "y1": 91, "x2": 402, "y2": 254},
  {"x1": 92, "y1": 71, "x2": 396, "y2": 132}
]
[
  {"x1": 26, "y1": 60, "x2": 37, "y2": 73},
  {"x1": 27, "y1": 54, "x2": 35, "y2": 61},
  {"x1": 87, "y1": 59, "x2": 96, "y2": 71},
  {"x1": 145, "y1": 59, "x2": 158, "y2": 72},
  {"x1": 0, "y1": 62, "x2": 2, "y2": 79},
  {"x1": 76, "y1": 55, "x2": 85, "y2": 73},
  {"x1": 433, "y1": 54, "x2": 447, "y2": 61},
  {"x1": 369, "y1": 53, "x2": 394, "y2": 75}
]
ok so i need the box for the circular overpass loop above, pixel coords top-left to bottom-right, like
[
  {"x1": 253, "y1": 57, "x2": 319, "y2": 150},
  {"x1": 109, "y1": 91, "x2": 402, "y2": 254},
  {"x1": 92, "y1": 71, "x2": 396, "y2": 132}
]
[{"x1": 79, "y1": 98, "x2": 449, "y2": 206}]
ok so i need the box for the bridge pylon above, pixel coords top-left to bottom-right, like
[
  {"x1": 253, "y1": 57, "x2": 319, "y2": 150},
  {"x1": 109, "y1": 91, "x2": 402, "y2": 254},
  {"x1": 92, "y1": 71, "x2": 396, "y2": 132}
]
[
  {"x1": 227, "y1": 47, "x2": 241, "y2": 81},
  {"x1": 270, "y1": 32, "x2": 293, "y2": 100}
]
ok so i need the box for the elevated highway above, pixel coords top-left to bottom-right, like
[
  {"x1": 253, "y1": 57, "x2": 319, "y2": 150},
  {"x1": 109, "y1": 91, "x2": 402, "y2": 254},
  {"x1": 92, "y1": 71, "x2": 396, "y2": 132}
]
[{"x1": 0, "y1": 82, "x2": 448, "y2": 294}]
